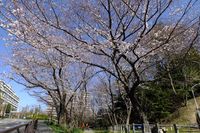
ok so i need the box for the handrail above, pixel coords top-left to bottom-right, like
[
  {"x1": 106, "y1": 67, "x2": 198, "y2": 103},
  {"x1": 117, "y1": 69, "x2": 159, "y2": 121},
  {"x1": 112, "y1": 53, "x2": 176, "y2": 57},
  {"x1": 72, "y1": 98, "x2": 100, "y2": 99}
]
[
  {"x1": 0, "y1": 119, "x2": 38, "y2": 133},
  {"x1": 0, "y1": 123, "x2": 28, "y2": 133}
]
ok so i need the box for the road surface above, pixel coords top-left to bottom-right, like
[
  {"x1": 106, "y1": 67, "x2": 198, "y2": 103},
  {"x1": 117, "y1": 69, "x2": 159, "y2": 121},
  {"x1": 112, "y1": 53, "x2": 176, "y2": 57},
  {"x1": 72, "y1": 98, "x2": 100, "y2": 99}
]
[
  {"x1": 0, "y1": 118, "x2": 29, "y2": 130},
  {"x1": 84, "y1": 129, "x2": 94, "y2": 133},
  {"x1": 36, "y1": 121, "x2": 52, "y2": 133}
]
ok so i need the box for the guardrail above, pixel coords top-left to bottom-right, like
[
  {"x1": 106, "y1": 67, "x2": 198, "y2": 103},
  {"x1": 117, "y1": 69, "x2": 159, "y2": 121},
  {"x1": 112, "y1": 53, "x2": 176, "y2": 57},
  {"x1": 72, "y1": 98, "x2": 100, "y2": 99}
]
[
  {"x1": 109, "y1": 123, "x2": 200, "y2": 133},
  {"x1": 0, "y1": 119, "x2": 38, "y2": 133}
]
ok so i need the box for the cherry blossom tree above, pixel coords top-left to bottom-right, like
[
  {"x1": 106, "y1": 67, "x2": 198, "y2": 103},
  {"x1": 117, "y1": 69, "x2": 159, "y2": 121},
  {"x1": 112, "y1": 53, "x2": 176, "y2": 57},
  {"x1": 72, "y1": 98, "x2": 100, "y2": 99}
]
[
  {"x1": 7, "y1": 45, "x2": 93, "y2": 125},
  {"x1": 0, "y1": 0, "x2": 200, "y2": 122},
  {"x1": 94, "y1": 74, "x2": 132, "y2": 127},
  {"x1": 94, "y1": 74, "x2": 119, "y2": 126}
]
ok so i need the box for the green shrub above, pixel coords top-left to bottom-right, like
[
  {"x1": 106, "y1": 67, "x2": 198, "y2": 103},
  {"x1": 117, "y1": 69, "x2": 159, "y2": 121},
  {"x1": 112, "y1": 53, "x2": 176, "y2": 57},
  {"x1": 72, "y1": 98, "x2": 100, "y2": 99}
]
[
  {"x1": 71, "y1": 128, "x2": 83, "y2": 133},
  {"x1": 94, "y1": 130, "x2": 110, "y2": 133},
  {"x1": 49, "y1": 123, "x2": 68, "y2": 133},
  {"x1": 32, "y1": 114, "x2": 49, "y2": 120},
  {"x1": 47, "y1": 121, "x2": 83, "y2": 133}
]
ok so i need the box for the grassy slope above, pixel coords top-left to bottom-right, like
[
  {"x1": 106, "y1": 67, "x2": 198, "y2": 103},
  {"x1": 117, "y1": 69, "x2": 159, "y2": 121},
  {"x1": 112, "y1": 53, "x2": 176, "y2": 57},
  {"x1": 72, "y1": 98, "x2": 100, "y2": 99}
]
[{"x1": 163, "y1": 97, "x2": 200, "y2": 124}]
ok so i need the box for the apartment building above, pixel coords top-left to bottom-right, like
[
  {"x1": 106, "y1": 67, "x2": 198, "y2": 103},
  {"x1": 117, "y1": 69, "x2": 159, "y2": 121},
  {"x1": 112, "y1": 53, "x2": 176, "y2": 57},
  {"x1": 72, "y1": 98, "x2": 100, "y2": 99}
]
[
  {"x1": 45, "y1": 96, "x2": 57, "y2": 117},
  {"x1": 46, "y1": 90, "x2": 92, "y2": 119},
  {"x1": 0, "y1": 80, "x2": 19, "y2": 116}
]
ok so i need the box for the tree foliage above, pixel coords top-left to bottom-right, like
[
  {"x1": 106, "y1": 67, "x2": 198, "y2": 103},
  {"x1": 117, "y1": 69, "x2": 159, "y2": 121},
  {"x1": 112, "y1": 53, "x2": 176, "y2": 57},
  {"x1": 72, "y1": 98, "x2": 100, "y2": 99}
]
[{"x1": 5, "y1": 103, "x2": 12, "y2": 114}]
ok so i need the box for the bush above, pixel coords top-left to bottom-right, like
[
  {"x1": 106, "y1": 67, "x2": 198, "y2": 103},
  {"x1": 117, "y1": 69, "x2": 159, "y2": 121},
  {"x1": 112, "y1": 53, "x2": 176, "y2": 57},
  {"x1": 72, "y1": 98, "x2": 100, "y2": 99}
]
[
  {"x1": 71, "y1": 128, "x2": 83, "y2": 133},
  {"x1": 46, "y1": 121, "x2": 83, "y2": 133},
  {"x1": 32, "y1": 114, "x2": 49, "y2": 120},
  {"x1": 49, "y1": 123, "x2": 68, "y2": 133}
]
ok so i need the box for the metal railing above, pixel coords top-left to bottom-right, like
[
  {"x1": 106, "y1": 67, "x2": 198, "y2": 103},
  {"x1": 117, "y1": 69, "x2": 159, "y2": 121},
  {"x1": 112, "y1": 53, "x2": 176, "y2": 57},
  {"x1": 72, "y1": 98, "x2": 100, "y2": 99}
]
[
  {"x1": 109, "y1": 123, "x2": 200, "y2": 133},
  {"x1": 0, "y1": 119, "x2": 38, "y2": 133}
]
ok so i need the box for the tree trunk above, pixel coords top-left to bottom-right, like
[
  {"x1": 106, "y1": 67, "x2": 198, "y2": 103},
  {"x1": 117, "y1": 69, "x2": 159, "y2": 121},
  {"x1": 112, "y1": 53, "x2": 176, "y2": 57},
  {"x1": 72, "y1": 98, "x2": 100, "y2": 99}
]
[
  {"x1": 57, "y1": 111, "x2": 66, "y2": 125},
  {"x1": 57, "y1": 103, "x2": 67, "y2": 126},
  {"x1": 126, "y1": 106, "x2": 131, "y2": 125},
  {"x1": 125, "y1": 106, "x2": 132, "y2": 133},
  {"x1": 107, "y1": 112, "x2": 114, "y2": 126},
  {"x1": 113, "y1": 114, "x2": 118, "y2": 125},
  {"x1": 128, "y1": 91, "x2": 148, "y2": 123}
]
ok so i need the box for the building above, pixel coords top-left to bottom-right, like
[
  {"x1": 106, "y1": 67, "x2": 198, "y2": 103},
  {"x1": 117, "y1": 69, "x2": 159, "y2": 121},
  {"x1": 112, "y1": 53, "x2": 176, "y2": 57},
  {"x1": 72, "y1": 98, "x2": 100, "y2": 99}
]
[
  {"x1": 46, "y1": 90, "x2": 93, "y2": 120},
  {"x1": 45, "y1": 96, "x2": 57, "y2": 118},
  {"x1": 0, "y1": 80, "x2": 19, "y2": 117}
]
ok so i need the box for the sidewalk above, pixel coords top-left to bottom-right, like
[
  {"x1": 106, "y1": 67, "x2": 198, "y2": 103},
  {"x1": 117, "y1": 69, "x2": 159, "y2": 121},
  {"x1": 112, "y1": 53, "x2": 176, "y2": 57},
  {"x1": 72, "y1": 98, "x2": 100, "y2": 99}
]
[
  {"x1": 84, "y1": 129, "x2": 94, "y2": 133},
  {"x1": 36, "y1": 121, "x2": 53, "y2": 133}
]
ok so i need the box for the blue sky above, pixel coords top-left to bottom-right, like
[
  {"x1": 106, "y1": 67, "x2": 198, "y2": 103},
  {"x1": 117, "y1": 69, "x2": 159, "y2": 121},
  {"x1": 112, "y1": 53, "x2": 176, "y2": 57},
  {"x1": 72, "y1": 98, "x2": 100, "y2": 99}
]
[{"x1": 0, "y1": 29, "x2": 46, "y2": 111}]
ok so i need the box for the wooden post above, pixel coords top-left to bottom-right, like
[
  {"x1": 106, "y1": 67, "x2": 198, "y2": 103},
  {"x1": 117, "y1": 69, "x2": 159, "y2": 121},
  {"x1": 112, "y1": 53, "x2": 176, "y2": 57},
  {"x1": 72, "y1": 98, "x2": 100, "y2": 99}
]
[
  {"x1": 151, "y1": 123, "x2": 158, "y2": 133},
  {"x1": 33, "y1": 119, "x2": 38, "y2": 130},
  {"x1": 173, "y1": 124, "x2": 179, "y2": 133},
  {"x1": 25, "y1": 124, "x2": 28, "y2": 131},
  {"x1": 127, "y1": 125, "x2": 130, "y2": 133},
  {"x1": 133, "y1": 123, "x2": 135, "y2": 133},
  {"x1": 17, "y1": 128, "x2": 20, "y2": 133},
  {"x1": 142, "y1": 123, "x2": 145, "y2": 133},
  {"x1": 155, "y1": 123, "x2": 159, "y2": 133}
]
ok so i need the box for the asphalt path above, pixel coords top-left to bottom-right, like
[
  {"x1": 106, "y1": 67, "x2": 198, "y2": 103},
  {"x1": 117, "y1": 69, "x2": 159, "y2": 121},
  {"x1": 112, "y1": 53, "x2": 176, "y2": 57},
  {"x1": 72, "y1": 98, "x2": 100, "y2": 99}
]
[
  {"x1": 84, "y1": 128, "x2": 94, "y2": 133},
  {"x1": 0, "y1": 118, "x2": 29, "y2": 130},
  {"x1": 36, "y1": 121, "x2": 53, "y2": 133}
]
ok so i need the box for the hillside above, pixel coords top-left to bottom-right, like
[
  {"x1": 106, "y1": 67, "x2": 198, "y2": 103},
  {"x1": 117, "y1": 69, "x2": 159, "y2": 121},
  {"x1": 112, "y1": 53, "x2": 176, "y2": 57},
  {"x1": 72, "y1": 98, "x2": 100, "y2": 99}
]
[{"x1": 163, "y1": 97, "x2": 200, "y2": 124}]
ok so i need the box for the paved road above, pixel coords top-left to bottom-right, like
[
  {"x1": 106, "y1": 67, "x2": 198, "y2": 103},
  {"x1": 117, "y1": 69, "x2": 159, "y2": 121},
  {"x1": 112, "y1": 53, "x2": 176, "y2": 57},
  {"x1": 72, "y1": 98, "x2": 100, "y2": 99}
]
[
  {"x1": 0, "y1": 119, "x2": 52, "y2": 133},
  {"x1": 36, "y1": 121, "x2": 52, "y2": 133},
  {"x1": 0, "y1": 119, "x2": 29, "y2": 129},
  {"x1": 84, "y1": 129, "x2": 94, "y2": 133},
  {"x1": 0, "y1": 119, "x2": 30, "y2": 133}
]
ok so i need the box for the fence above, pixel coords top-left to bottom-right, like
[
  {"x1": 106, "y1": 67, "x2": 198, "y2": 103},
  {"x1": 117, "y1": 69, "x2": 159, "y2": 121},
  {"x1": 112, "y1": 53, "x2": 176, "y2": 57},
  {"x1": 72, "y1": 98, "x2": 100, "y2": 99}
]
[
  {"x1": 109, "y1": 123, "x2": 200, "y2": 133},
  {"x1": 0, "y1": 119, "x2": 38, "y2": 133}
]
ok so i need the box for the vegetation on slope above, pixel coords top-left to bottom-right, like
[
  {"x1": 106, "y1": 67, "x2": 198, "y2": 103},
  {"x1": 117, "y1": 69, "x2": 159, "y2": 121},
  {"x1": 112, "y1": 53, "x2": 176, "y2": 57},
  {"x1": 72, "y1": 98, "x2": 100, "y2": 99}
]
[{"x1": 163, "y1": 97, "x2": 200, "y2": 124}]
